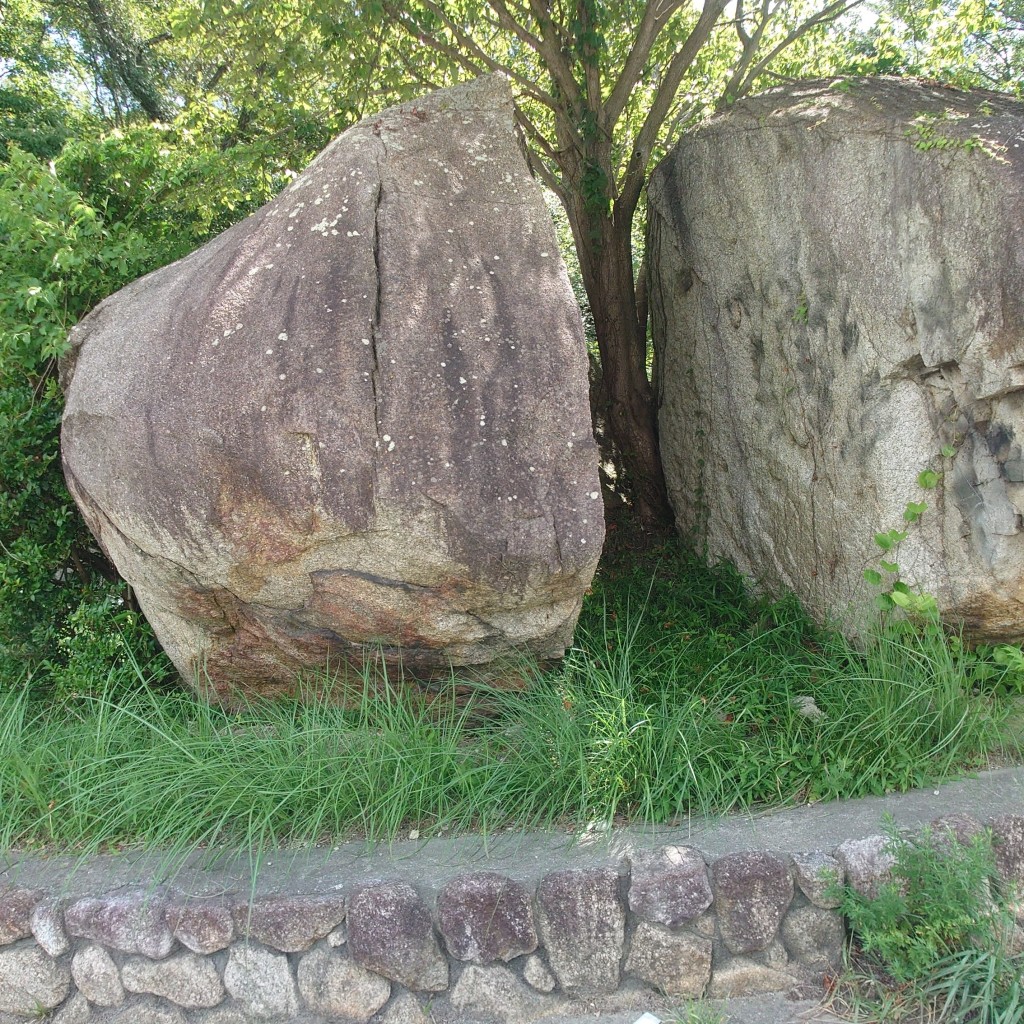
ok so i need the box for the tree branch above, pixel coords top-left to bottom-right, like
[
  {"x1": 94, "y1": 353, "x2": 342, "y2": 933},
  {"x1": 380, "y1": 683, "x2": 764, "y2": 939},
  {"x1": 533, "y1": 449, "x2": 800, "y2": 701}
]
[
  {"x1": 384, "y1": 0, "x2": 555, "y2": 109},
  {"x1": 486, "y1": 0, "x2": 545, "y2": 57},
  {"x1": 526, "y1": 0, "x2": 583, "y2": 109},
  {"x1": 514, "y1": 108, "x2": 567, "y2": 202},
  {"x1": 732, "y1": 0, "x2": 865, "y2": 98},
  {"x1": 606, "y1": 0, "x2": 685, "y2": 129},
  {"x1": 617, "y1": 0, "x2": 730, "y2": 216},
  {"x1": 720, "y1": 0, "x2": 774, "y2": 101}
]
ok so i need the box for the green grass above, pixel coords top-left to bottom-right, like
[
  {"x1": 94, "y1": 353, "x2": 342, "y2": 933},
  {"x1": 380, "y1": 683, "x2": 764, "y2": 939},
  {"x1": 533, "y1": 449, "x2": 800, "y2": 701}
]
[{"x1": 0, "y1": 540, "x2": 1016, "y2": 859}]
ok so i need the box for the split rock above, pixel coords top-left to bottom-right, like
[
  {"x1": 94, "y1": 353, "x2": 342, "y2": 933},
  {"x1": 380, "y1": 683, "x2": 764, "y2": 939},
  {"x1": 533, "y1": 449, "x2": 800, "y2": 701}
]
[{"x1": 60, "y1": 74, "x2": 601, "y2": 702}]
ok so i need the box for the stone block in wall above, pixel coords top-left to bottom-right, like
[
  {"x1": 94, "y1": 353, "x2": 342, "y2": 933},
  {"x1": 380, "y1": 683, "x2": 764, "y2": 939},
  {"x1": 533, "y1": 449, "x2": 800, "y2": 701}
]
[
  {"x1": 200, "y1": 1010, "x2": 250, "y2": 1024},
  {"x1": 992, "y1": 815, "x2": 1024, "y2": 886},
  {"x1": 0, "y1": 943, "x2": 71, "y2": 1014},
  {"x1": 781, "y1": 906, "x2": 845, "y2": 971},
  {"x1": 71, "y1": 945, "x2": 124, "y2": 1007},
  {"x1": 707, "y1": 957, "x2": 798, "y2": 998},
  {"x1": 628, "y1": 846, "x2": 713, "y2": 927},
  {"x1": 52, "y1": 992, "x2": 90, "y2": 1024},
  {"x1": 931, "y1": 813, "x2": 986, "y2": 849},
  {"x1": 791, "y1": 852, "x2": 843, "y2": 909},
  {"x1": 437, "y1": 872, "x2": 537, "y2": 963},
  {"x1": 66, "y1": 889, "x2": 174, "y2": 958},
  {"x1": 523, "y1": 954, "x2": 556, "y2": 993},
  {"x1": 835, "y1": 836, "x2": 896, "y2": 899},
  {"x1": 450, "y1": 964, "x2": 554, "y2": 1024},
  {"x1": 297, "y1": 946, "x2": 390, "y2": 1021},
  {"x1": 712, "y1": 852, "x2": 794, "y2": 954},
  {"x1": 625, "y1": 921, "x2": 712, "y2": 997},
  {"x1": 31, "y1": 896, "x2": 70, "y2": 956},
  {"x1": 0, "y1": 888, "x2": 42, "y2": 945},
  {"x1": 233, "y1": 893, "x2": 346, "y2": 952},
  {"x1": 121, "y1": 950, "x2": 225, "y2": 1008},
  {"x1": 536, "y1": 867, "x2": 626, "y2": 995},
  {"x1": 223, "y1": 944, "x2": 300, "y2": 1018},
  {"x1": 349, "y1": 881, "x2": 448, "y2": 992},
  {"x1": 166, "y1": 899, "x2": 234, "y2": 953},
  {"x1": 379, "y1": 991, "x2": 430, "y2": 1024},
  {"x1": 109, "y1": 1000, "x2": 186, "y2": 1024}
]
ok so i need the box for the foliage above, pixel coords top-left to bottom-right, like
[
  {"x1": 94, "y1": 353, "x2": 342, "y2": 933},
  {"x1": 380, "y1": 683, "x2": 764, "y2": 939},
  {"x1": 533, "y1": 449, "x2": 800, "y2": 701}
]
[
  {"x1": 838, "y1": 818, "x2": 1007, "y2": 983},
  {"x1": 40, "y1": 595, "x2": 171, "y2": 703},
  {"x1": 834, "y1": 816, "x2": 1024, "y2": 1023},
  {"x1": 862, "y1": 451, "x2": 954, "y2": 620},
  {"x1": 667, "y1": 1002, "x2": 728, "y2": 1024},
  {"x1": 0, "y1": 145, "x2": 154, "y2": 680},
  {"x1": 921, "y1": 943, "x2": 1024, "y2": 1024},
  {"x1": 855, "y1": 0, "x2": 1024, "y2": 92}
]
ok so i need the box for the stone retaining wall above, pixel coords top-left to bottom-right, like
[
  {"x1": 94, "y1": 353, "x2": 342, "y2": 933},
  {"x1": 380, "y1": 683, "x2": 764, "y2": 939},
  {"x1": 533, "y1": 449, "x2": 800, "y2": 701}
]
[{"x1": 2, "y1": 813, "x2": 1021, "y2": 1024}]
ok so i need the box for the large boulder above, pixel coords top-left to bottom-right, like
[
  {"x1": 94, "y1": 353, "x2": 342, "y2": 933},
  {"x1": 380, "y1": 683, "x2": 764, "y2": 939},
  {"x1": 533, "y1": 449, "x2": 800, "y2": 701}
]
[
  {"x1": 61, "y1": 75, "x2": 603, "y2": 702},
  {"x1": 649, "y1": 77, "x2": 1024, "y2": 639}
]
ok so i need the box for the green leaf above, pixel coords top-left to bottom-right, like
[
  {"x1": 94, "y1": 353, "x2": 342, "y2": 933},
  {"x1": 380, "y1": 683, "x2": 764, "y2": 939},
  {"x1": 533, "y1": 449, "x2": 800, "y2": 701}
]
[
  {"x1": 940, "y1": 445, "x2": 956, "y2": 458},
  {"x1": 880, "y1": 560, "x2": 900, "y2": 574},
  {"x1": 890, "y1": 589, "x2": 913, "y2": 608},
  {"x1": 917, "y1": 469, "x2": 941, "y2": 490},
  {"x1": 903, "y1": 501, "x2": 927, "y2": 522},
  {"x1": 875, "y1": 533, "x2": 894, "y2": 551},
  {"x1": 864, "y1": 569, "x2": 883, "y2": 585}
]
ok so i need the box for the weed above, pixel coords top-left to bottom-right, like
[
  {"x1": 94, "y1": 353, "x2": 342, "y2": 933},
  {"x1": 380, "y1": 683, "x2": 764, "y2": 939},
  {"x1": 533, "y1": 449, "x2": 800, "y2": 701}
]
[
  {"x1": 839, "y1": 819, "x2": 1003, "y2": 982},
  {"x1": 833, "y1": 817, "x2": 1023, "y2": 1022},
  {"x1": 666, "y1": 1001, "x2": 729, "y2": 1024}
]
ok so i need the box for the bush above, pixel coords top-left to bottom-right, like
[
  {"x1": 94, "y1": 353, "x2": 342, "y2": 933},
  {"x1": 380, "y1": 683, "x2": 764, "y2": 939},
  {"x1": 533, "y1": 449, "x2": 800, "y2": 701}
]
[
  {"x1": 839, "y1": 818, "x2": 1010, "y2": 983},
  {"x1": 0, "y1": 146, "x2": 156, "y2": 681}
]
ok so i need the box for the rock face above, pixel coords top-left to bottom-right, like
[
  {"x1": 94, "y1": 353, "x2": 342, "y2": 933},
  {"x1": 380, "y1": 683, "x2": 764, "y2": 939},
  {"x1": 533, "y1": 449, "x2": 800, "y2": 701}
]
[
  {"x1": 649, "y1": 77, "x2": 1024, "y2": 639},
  {"x1": 61, "y1": 74, "x2": 602, "y2": 702}
]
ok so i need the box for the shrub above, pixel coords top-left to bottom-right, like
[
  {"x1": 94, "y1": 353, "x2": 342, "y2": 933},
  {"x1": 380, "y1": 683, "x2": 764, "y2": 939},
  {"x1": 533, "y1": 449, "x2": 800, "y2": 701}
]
[
  {"x1": 839, "y1": 818, "x2": 1009, "y2": 983},
  {"x1": 0, "y1": 146, "x2": 156, "y2": 681}
]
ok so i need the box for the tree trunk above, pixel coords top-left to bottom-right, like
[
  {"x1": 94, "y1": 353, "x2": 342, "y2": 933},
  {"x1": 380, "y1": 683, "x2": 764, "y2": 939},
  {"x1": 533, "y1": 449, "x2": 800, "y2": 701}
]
[{"x1": 574, "y1": 210, "x2": 673, "y2": 532}]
